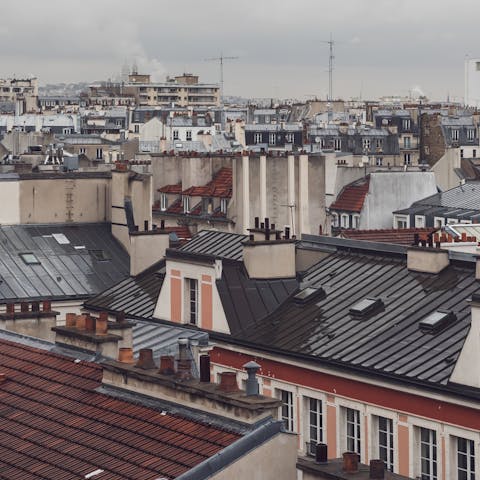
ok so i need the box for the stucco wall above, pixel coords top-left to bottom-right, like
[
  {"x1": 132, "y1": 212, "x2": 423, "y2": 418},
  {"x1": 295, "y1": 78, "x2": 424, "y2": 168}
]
[
  {"x1": 361, "y1": 171, "x2": 437, "y2": 229},
  {"x1": 432, "y1": 149, "x2": 462, "y2": 191},
  {"x1": 0, "y1": 180, "x2": 20, "y2": 224},
  {"x1": 211, "y1": 432, "x2": 298, "y2": 480}
]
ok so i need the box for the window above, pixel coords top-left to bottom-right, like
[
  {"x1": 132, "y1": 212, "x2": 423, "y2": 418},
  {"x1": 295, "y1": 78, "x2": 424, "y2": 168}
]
[
  {"x1": 452, "y1": 129, "x2": 459, "y2": 141},
  {"x1": 434, "y1": 217, "x2": 445, "y2": 228},
  {"x1": 353, "y1": 215, "x2": 360, "y2": 229},
  {"x1": 254, "y1": 132, "x2": 262, "y2": 144},
  {"x1": 183, "y1": 195, "x2": 190, "y2": 213},
  {"x1": 173, "y1": 130, "x2": 179, "y2": 140},
  {"x1": 415, "y1": 215, "x2": 425, "y2": 228},
  {"x1": 419, "y1": 427, "x2": 437, "y2": 480},
  {"x1": 403, "y1": 118, "x2": 411, "y2": 130},
  {"x1": 474, "y1": 149, "x2": 477, "y2": 158},
  {"x1": 363, "y1": 138, "x2": 371, "y2": 150},
  {"x1": 456, "y1": 437, "x2": 475, "y2": 480},
  {"x1": 376, "y1": 157, "x2": 383, "y2": 166},
  {"x1": 377, "y1": 416, "x2": 394, "y2": 472},
  {"x1": 345, "y1": 408, "x2": 361, "y2": 454},
  {"x1": 395, "y1": 215, "x2": 409, "y2": 229},
  {"x1": 96, "y1": 148, "x2": 103, "y2": 160},
  {"x1": 306, "y1": 398, "x2": 323, "y2": 455},
  {"x1": 404, "y1": 136, "x2": 411, "y2": 149},
  {"x1": 186, "y1": 130, "x2": 192, "y2": 141},
  {"x1": 220, "y1": 198, "x2": 228, "y2": 214},
  {"x1": 332, "y1": 213, "x2": 339, "y2": 227},
  {"x1": 134, "y1": 124, "x2": 139, "y2": 133},
  {"x1": 79, "y1": 147, "x2": 86, "y2": 155},
  {"x1": 185, "y1": 278, "x2": 198, "y2": 325},
  {"x1": 269, "y1": 133, "x2": 276, "y2": 145},
  {"x1": 334, "y1": 138, "x2": 341, "y2": 151},
  {"x1": 376, "y1": 138, "x2": 383, "y2": 149},
  {"x1": 285, "y1": 133, "x2": 294, "y2": 143},
  {"x1": 461, "y1": 149, "x2": 464, "y2": 158},
  {"x1": 467, "y1": 128, "x2": 475, "y2": 140},
  {"x1": 340, "y1": 214, "x2": 349, "y2": 229},
  {"x1": 160, "y1": 193, "x2": 167, "y2": 211},
  {"x1": 404, "y1": 153, "x2": 411, "y2": 165},
  {"x1": 89, "y1": 250, "x2": 110, "y2": 261},
  {"x1": 63, "y1": 128, "x2": 72, "y2": 135},
  {"x1": 278, "y1": 389, "x2": 294, "y2": 432},
  {"x1": 19, "y1": 253, "x2": 40, "y2": 265}
]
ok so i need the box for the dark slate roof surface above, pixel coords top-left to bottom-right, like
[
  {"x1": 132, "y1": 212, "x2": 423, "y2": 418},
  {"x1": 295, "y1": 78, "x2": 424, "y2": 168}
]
[
  {"x1": 0, "y1": 337, "x2": 240, "y2": 479},
  {"x1": 85, "y1": 261, "x2": 165, "y2": 318},
  {"x1": 237, "y1": 250, "x2": 478, "y2": 387},
  {"x1": 179, "y1": 230, "x2": 248, "y2": 261},
  {"x1": 0, "y1": 223, "x2": 129, "y2": 302}
]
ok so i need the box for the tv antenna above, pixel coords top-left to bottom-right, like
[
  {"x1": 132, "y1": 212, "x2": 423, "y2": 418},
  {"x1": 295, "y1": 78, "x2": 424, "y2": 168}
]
[
  {"x1": 321, "y1": 33, "x2": 335, "y2": 101},
  {"x1": 204, "y1": 53, "x2": 239, "y2": 103}
]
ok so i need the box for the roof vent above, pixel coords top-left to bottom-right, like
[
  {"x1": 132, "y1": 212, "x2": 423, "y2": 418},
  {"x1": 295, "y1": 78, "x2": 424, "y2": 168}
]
[
  {"x1": 419, "y1": 310, "x2": 456, "y2": 333},
  {"x1": 350, "y1": 297, "x2": 384, "y2": 317},
  {"x1": 293, "y1": 287, "x2": 326, "y2": 305}
]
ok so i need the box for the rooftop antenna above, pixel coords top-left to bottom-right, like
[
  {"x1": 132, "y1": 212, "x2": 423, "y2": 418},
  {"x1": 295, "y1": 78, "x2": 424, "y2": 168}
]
[
  {"x1": 321, "y1": 33, "x2": 335, "y2": 122},
  {"x1": 204, "y1": 53, "x2": 239, "y2": 104}
]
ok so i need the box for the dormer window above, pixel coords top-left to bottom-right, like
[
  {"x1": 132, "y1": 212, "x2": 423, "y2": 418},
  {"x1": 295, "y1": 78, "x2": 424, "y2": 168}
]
[
  {"x1": 467, "y1": 128, "x2": 475, "y2": 140},
  {"x1": 403, "y1": 119, "x2": 411, "y2": 130},
  {"x1": 452, "y1": 129, "x2": 459, "y2": 141},
  {"x1": 183, "y1": 195, "x2": 190, "y2": 213},
  {"x1": 160, "y1": 193, "x2": 168, "y2": 211},
  {"x1": 220, "y1": 198, "x2": 228, "y2": 214}
]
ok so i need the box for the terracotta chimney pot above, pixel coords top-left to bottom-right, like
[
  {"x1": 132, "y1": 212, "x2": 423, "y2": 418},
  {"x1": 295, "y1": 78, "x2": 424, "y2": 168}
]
[
  {"x1": 135, "y1": 348, "x2": 157, "y2": 370},
  {"x1": 96, "y1": 312, "x2": 108, "y2": 335},
  {"x1": 218, "y1": 371, "x2": 239, "y2": 393},
  {"x1": 343, "y1": 452, "x2": 359, "y2": 473},
  {"x1": 85, "y1": 315, "x2": 96, "y2": 332},
  {"x1": 42, "y1": 300, "x2": 52, "y2": 312},
  {"x1": 65, "y1": 312, "x2": 77, "y2": 327},
  {"x1": 159, "y1": 355, "x2": 175, "y2": 375},
  {"x1": 118, "y1": 347, "x2": 135, "y2": 364},
  {"x1": 76, "y1": 314, "x2": 88, "y2": 330}
]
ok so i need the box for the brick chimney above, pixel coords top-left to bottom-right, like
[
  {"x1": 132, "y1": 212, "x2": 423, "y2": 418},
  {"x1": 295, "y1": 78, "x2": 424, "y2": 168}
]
[
  {"x1": 52, "y1": 311, "x2": 134, "y2": 359},
  {"x1": 0, "y1": 301, "x2": 59, "y2": 341}
]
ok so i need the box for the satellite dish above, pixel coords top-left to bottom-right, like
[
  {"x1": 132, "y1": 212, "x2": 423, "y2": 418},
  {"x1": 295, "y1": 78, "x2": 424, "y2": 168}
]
[{"x1": 315, "y1": 136, "x2": 321, "y2": 143}]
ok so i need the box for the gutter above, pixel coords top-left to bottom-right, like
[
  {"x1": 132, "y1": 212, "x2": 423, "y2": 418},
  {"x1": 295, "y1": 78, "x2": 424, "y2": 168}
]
[{"x1": 176, "y1": 420, "x2": 286, "y2": 480}]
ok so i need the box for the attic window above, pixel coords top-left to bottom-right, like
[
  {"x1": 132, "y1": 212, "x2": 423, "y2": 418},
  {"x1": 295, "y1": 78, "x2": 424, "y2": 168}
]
[
  {"x1": 20, "y1": 253, "x2": 40, "y2": 265},
  {"x1": 89, "y1": 249, "x2": 110, "y2": 261},
  {"x1": 52, "y1": 233, "x2": 70, "y2": 244},
  {"x1": 350, "y1": 297, "x2": 383, "y2": 317},
  {"x1": 419, "y1": 310, "x2": 456, "y2": 333},
  {"x1": 293, "y1": 287, "x2": 325, "y2": 305}
]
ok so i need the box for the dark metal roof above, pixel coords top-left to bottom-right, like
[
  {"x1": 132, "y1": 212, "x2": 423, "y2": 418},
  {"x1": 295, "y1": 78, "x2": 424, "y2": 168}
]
[
  {"x1": 85, "y1": 261, "x2": 165, "y2": 318},
  {"x1": 0, "y1": 223, "x2": 129, "y2": 302},
  {"x1": 216, "y1": 262, "x2": 298, "y2": 337},
  {"x1": 235, "y1": 249, "x2": 478, "y2": 388},
  {"x1": 179, "y1": 230, "x2": 248, "y2": 261}
]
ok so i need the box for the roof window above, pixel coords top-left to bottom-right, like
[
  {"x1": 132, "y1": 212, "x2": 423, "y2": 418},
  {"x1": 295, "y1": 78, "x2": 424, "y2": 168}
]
[
  {"x1": 350, "y1": 297, "x2": 384, "y2": 317},
  {"x1": 89, "y1": 249, "x2": 110, "y2": 261},
  {"x1": 293, "y1": 287, "x2": 325, "y2": 305},
  {"x1": 419, "y1": 310, "x2": 456, "y2": 333},
  {"x1": 20, "y1": 253, "x2": 41, "y2": 265}
]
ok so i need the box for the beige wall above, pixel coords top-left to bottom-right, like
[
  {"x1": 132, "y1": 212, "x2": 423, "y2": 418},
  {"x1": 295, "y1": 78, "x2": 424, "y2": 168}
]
[
  {"x1": 244, "y1": 242, "x2": 296, "y2": 279},
  {"x1": 212, "y1": 432, "x2": 297, "y2": 480},
  {"x1": 0, "y1": 181, "x2": 20, "y2": 224},
  {"x1": 130, "y1": 232, "x2": 169, "y2": 275},
  {"x1": 432, "y1": 149, "x2": 461, "y2": 191}
]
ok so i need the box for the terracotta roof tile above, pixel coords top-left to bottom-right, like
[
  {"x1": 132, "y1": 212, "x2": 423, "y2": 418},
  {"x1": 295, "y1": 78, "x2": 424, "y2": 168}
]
[
  {"x1": 182, "y1": 167, "x2": 232, "y2": 198},
  {"x1": 163, "y1": 226, "x2": 192, "y2": 241},
  {"x1": 158, "y1": 184, "x2": 182, "y2": 194},
  {"x1": 330, "y1": 177, "x2": 370, "y2": 213},
  {"x1": 0, "y1": 338, "x2": 240, "y2": 479},
  {"x1": 340, "y1": 227, "x2": 439, "y2": 245}
]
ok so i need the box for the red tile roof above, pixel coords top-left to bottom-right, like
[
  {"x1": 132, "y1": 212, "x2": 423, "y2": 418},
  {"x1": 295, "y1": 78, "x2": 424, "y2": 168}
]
[
  {"x1": 330, "y1": 177, "x2": 370, "y2": 213},
  {"x1": 158, "y1": 184, "x2": 182, "y2": 194},
  {"x1": 166, "y1": 198, "x2": 183, "y2": 214},
  {"x1": 0, "y1": 338, "x2": 240, "y2": 480},
  {"x1": 339, "y1": 227, "x2": 439, "y2": 245},
  {"x1": 182, "y1": 167, "x2": 232, "y2": 198},
  {"x1": 163, "y1": 225, "x2": 192, "y2": 241}
]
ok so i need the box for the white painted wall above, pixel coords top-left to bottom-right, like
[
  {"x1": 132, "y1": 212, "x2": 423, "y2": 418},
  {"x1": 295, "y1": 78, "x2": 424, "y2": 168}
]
[{"x1": 0, "y1": 180, "x2": 20, "y2": 224}]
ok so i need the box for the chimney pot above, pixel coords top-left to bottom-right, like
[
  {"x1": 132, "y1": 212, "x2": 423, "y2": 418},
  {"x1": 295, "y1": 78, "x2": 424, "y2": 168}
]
[
  {"x1": 271, "y1": 223, "x2": 275, "y2": 230},
  {"x1": 200, "y1": 354, "x2": 211, "y2": 382},
  {"x1": 265, "y1": 217, "x2": 270, "y2": 230},
  {"x1": 96, "y1": 312, "x2": 108, "y2": 334},
  {"x1": 76, "y1": 313, "x2": 88, "y2": 330},
  {"x1": 31, "y1": 301, "x2": 40, "y2": 312},
  {"x1": 249, "y1": 234, "x2": 254, "y2": 241},
  {"x1": 85, "y1": 314, "x2": 96, "y2": 332},
  {"x1": 136, "y1": 348, "x2": 157, "y2": 369},
  {"x1": 118, "y1": 347, "x2": 135, "y2": 364},
  {"x1": 144, "y1": 220, "x2": 149, "y2": 231},
  {"x1": 42, "y1": 300, "x2": 52, "y2": 312},
  {"x1": 65, "y1": 312, "x2": 77, "y2": 327},
  {"x1": 343, "y1": 452, "x2": 359, "y2": 473},
  {"x1": 285, "y1": 227, "x2": 290, "y2": 239},
  {"x1": 315, "y1": 443, "x2": 328, "y2": 464},
  {"x1": 6, "y1": 303, "x2": 14, "y2": 314},
  {"x1": 159, "y1": 355, "x2": 175, "y2": 375},
  {"x1": 254, "y1": 217, "x2": 259, "y2": 228},
  {"x1": 369, "y1": 459, "x2": 385, "y2": 479},
  {"x1": 218, "y1": 371, "x2": 239, "y2": 393},
  {"x1": 160, "y1": 219, "x2": 165, "y2": 230},
  {"x1": 20, "y1": 302, "x2": 29, "y2": 313},
  {"x1": 260, "y1": 222, "x2": 265, "y2": 229},
  {"x1": 116, "y1": 311, "x2": 126, "y2": 323},
  {"x1": 243, "y1": 360, "x2": 260, "y2": 395}
]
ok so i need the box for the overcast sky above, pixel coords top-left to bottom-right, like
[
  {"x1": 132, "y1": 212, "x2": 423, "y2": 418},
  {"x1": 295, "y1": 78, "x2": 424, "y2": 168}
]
[{"x1": 1, "y1": 0, "x2": 479, "y2": 101}]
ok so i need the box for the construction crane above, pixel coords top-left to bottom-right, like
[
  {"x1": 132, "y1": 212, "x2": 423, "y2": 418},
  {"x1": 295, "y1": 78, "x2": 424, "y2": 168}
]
[{"x1": 204, "y1": 53, "x2": 239, "y2": 103}]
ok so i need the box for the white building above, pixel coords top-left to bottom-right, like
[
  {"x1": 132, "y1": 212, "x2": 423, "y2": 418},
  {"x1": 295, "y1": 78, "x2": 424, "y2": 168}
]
[{"x1": 465, "y1": 58, "x2": 480, "y2": 108}]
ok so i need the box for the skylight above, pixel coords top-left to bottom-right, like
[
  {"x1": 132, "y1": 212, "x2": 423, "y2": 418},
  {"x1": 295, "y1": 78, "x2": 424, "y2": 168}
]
[
  {"x1": 293, "y1": 287, "x2": 325, "y2": 305},
  {"x1": 19, "y1": 253, "x2": 40, "y2": 265},
  {"x1": 89, "y1": 249, "x2": 110, "y2": 261},
  {"x1": 419, "y1": 310, "x2": 456, "y2": 333},
  {"x1": 349, "y1": 297, "x2": 384, "y2": 317},
  {"x1": 52, "y1": 233, "x2": 70, "y2": 245}
]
